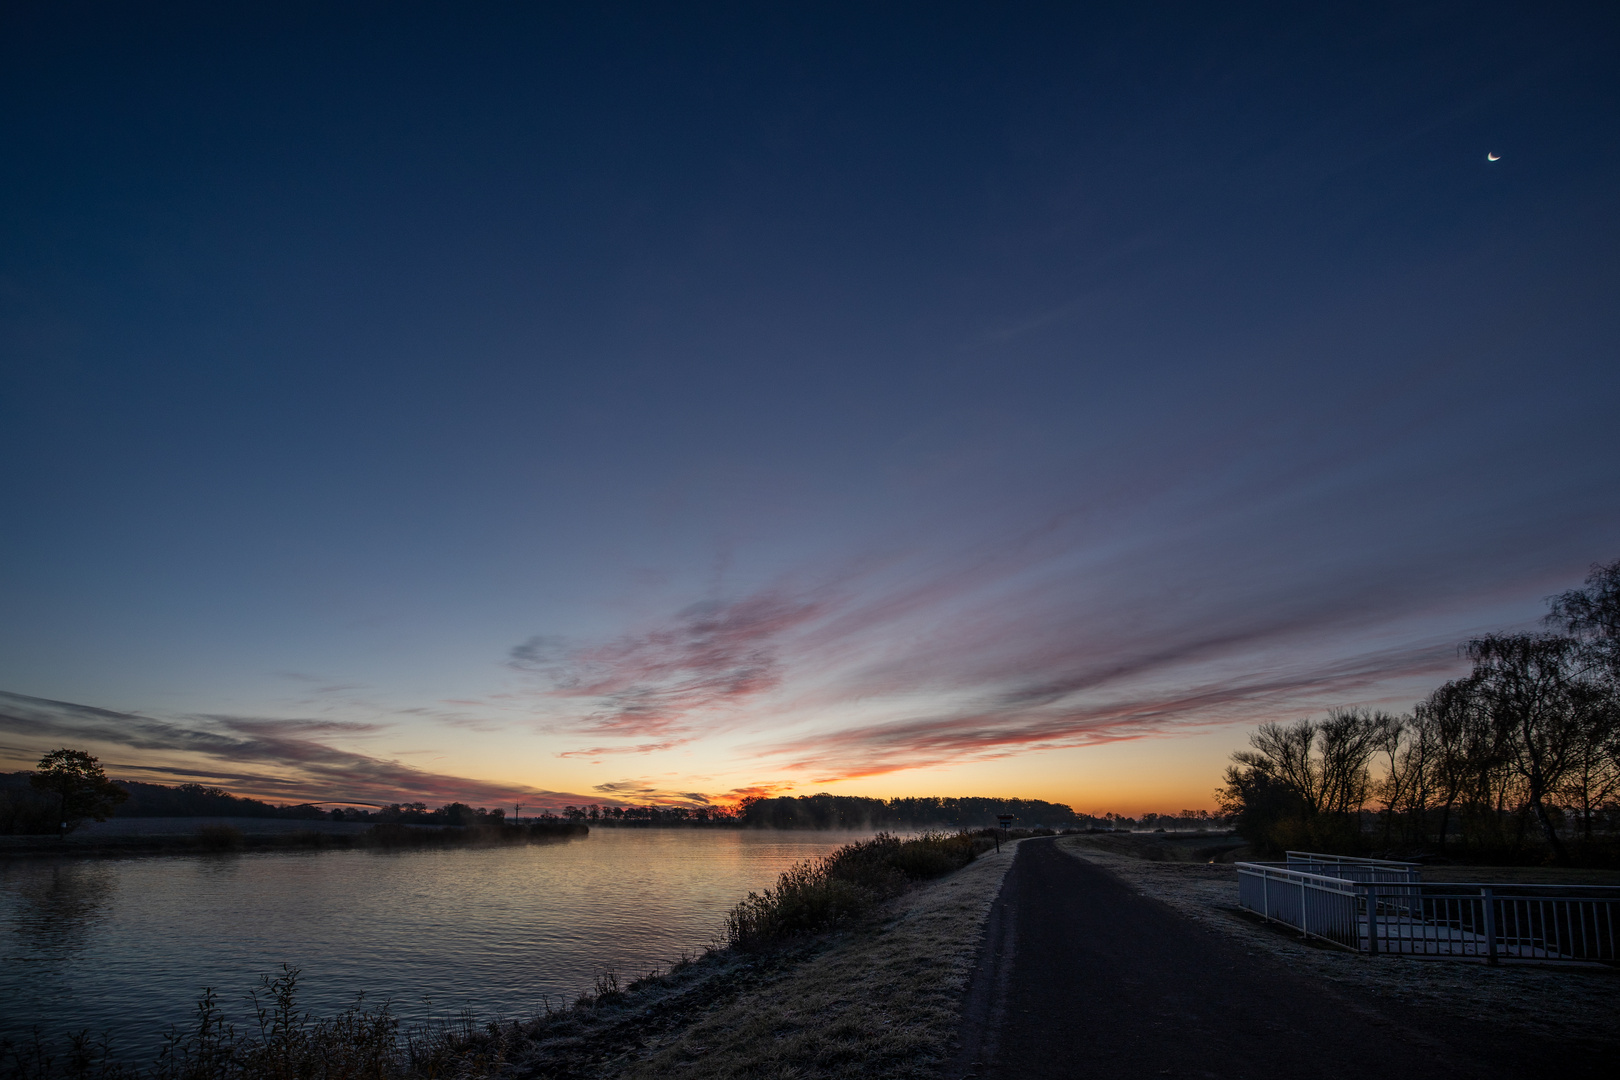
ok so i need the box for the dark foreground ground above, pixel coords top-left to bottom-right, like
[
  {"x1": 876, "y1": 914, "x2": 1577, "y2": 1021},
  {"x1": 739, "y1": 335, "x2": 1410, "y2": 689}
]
[{"x1": 954, "y1": 836, "x2": 1616, "y2": 1080}]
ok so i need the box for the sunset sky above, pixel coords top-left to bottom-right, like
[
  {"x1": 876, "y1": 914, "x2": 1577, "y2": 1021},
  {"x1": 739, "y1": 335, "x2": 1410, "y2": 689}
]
[{"x1": 2, "y1": 3, "x2": 1617, "y2": 815}]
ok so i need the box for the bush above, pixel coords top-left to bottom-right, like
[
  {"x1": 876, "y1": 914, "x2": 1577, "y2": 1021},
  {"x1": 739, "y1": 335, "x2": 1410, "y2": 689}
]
[{"x1": 724, "y1": 831, "x2": 991, "y2": 951}]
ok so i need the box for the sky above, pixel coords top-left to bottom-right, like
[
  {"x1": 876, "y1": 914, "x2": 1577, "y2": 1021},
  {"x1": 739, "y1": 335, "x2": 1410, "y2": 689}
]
[{"x1": 2, "y1": 2, "x2": 1617, "y2": 815}]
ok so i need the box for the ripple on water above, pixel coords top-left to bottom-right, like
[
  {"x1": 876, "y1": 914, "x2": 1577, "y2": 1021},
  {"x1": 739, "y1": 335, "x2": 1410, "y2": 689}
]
[{"x1": 0, "y1": 828, "x2": 869, "y2": 1052}]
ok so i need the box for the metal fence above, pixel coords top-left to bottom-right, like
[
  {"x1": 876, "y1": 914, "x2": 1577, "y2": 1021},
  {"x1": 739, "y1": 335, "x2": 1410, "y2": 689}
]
[
  {"x1": 1284, "y1": 851, "x2": 1422, "y2": 884},
  {"x1": 1363, "y1": 881, "x2": 1620, "y2": 961},
  {"x1": 1237, "y1": 862, "x2": 1364, "y2": 951},
  {"x1": 1236, "y1": 854, "x2": 1620, "y2": 963}
]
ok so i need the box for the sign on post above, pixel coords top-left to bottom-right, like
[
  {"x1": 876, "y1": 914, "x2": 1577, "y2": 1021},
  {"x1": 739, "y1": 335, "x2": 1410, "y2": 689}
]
[{"x1": 994, "y1": 814, "x2": 1015, "y2": 853}]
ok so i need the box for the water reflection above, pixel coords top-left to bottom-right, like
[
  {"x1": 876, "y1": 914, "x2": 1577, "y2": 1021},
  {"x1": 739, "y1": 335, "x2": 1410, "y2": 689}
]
[
  {"x1": 1, "y1": 860, "x2": 122, "y2": 1039},
  {"x1": 0, "y1": 829, "x2": 866, "y2": 1054},
  {"x1": 4, "y1": 860, "x2": 119, "y2": 958}
]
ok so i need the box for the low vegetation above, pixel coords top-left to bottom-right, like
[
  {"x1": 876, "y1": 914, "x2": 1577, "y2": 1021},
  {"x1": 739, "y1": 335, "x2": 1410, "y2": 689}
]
[{"x1": 723, "y1": 831, "x2": 993, "y2": 950}]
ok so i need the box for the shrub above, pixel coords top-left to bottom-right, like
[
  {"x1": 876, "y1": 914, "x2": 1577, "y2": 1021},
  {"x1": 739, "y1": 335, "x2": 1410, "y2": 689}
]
[{"x1": 724, "y1": 831, "x2": 991, "y2": 950}]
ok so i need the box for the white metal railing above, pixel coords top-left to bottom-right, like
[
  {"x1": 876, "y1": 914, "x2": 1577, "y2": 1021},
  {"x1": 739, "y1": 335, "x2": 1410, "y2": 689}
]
[
  {"x1": 1284, "y1": 851, "x2": 1422, "y2": 884},
  {"x1": 1236, "y1": 862, "x2": 1364, "y2": 951},
  {"x1": 1237, "y1": 854, "x2": 1620, "y2": 962},
  {"x1": 1362, "y1": 882, "x2": 1620, "y2": 962}
]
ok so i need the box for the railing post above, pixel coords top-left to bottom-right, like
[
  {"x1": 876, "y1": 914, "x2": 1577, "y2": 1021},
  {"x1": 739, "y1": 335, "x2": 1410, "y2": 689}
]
[
  {"x1": 1366, "y1": 885, "x2": 1379, "y2": 955},
  {"x1": 1262, "y1": 870, "x2": 1270, "y2": 920},
  {"x1": 1300, "y1": 877, "x2": 1310, "y2": 937},
  {"x1": 1482, "y1": 887, "x2": 1497, "y2": 964}
]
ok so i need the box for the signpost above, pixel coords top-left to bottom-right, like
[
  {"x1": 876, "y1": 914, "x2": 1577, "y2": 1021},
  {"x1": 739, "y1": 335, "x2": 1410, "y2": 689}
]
[{"x1": 995, "y1": 814, "x2": 1015, "y2": 853}]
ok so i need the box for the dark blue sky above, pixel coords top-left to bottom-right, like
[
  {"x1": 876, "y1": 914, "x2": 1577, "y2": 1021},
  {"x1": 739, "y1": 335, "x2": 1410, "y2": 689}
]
[{"x1": 2, "y1": 2, "x2": 1616, "y2": 810}]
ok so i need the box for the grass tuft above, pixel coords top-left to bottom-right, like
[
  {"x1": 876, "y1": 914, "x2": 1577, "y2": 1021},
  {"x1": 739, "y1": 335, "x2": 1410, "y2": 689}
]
[{"x1": 723, "y1": 831, "x2": 993, "y2": 951}]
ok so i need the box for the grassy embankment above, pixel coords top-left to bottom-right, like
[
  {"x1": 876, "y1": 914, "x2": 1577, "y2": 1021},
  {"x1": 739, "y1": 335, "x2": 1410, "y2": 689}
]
[
  {"x1": 2, "y1": 830, "x2": 1029, "y2": 1080},
  {"x1": 0, "y1": 820, "x2": 589, "y2": 859}
]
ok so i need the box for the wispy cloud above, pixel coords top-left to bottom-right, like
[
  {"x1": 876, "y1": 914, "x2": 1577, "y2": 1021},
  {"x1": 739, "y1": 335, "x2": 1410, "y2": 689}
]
[
  {"x1": 0, "y1": 691, "x2": 599, "y2": 809},
  {"x1": 589, "y1": 779, "x2": 714, "y2": 806},
  {"x1": 513, "y1": 592, "x2": 825, "y2": 746},
  {"x1": 558, "y1": 742, "x2": 685, "y2": 758},
  {"x1": 760, "y1": 642, "x2": 1462, "y2": 782},
  {"x1": 507, "y1": 498, "x2": 1510, "y2": 785}
]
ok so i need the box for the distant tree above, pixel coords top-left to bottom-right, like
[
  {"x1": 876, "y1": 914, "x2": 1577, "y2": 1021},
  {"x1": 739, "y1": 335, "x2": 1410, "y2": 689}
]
[
  {"x1": 438, "y1": 802, "x2": 477, "y2": 826},
  {"x1": 29, "y1": 749, "x2": 128, "y2": 836}
]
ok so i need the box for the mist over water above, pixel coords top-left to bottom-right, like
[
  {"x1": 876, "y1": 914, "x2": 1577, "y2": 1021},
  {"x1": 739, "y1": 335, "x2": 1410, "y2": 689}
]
[{"x1": 0, "y1": 830, "x2": 870, "y2": 1054}]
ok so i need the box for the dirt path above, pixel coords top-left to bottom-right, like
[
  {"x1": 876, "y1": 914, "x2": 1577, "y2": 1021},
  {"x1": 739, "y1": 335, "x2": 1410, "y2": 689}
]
[{"x1": 953, "y1": 837, "x2": 1612, "y2": 1080}]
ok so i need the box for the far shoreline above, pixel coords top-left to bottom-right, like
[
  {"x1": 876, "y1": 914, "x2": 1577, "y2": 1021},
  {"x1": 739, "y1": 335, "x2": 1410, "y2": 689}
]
[{"x1": 0, "y1": 815, "x2": 589, "y2": 859}]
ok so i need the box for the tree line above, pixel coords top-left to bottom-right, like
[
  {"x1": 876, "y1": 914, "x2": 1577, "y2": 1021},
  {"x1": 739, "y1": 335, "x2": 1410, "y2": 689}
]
[
  {"x1": 0, "y1": 764, "x2": 521, "y2": 836},
  {"x1": 1220, "y1": 558, "x2": 1620, "y2": 865},
  {"x1": 4, "y1": 758, "x2": 1224, "y2": 839},
  {"x1": 729, "y1": 793, "x2": 1084, "y2": 829},
  {"x1": 2, "y1": 768, "x2": 1107, "y2": 836},
  {"x1": 531, "y1": 797, "x2": 1224, "y2": 831},
  {"x1": 542, "y1": 795, "x2": 1092, "y2": 829}
]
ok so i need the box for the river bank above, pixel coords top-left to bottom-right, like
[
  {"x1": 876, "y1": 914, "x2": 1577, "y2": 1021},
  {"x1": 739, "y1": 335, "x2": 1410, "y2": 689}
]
[
  {"x1": 0, "y1": 817, "x2": 588, "y2": 858},
  {"x1": 2, "y1": 834, "x2": 1024, "y2": 1079}
]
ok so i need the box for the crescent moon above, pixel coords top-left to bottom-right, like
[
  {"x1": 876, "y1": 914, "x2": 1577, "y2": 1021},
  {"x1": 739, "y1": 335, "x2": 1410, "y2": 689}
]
[{"x1": 1487, "y1": 153, "x2": 1500, "y2": 161}]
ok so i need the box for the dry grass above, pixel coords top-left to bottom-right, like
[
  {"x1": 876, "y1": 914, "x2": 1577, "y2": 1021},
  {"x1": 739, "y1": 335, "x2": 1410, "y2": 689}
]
[
  {"x1": 722, "y1": 832, "x2": 992, "y2": 951},
  {"x1": 605, "y1": 838, "x2": 1023, "y2": 1080},
  {"x1": 1056, "y1": 834, "x2": 1620, "y2": 1050}
]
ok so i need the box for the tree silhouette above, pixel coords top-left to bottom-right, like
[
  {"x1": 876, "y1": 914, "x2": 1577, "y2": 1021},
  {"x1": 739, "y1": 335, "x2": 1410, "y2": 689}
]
[{"x1": 29, "y1": 748, "x2": 128, "y2": 836}]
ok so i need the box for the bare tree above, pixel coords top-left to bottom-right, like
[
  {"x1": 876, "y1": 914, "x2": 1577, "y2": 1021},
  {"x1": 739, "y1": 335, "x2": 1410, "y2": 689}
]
[
  {"x1": 1233, "y1": 720, "x2": 1321, "y2": 813},
  {"x1": 1315, "y1": 707, "x2": 1385, "y2": 816},
  {"x1": 1545, "y1": 558, "x2": 1620, "y2": 843},
  {"x1": 1372, "y1": 711, "x2": 1426, "y2": 847},
  {"x1": 1546, "y1": 558, "x2": 1620, "y2": 644},
  {"x1": 1465, "y1": 634, "x2": 1584, "y2": 864}
]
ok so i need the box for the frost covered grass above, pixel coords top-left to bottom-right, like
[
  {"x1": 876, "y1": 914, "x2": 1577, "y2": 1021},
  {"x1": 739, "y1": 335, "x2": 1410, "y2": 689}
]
[{"x1": 723, "y1": 831, "x2": 993, "y2": 950}]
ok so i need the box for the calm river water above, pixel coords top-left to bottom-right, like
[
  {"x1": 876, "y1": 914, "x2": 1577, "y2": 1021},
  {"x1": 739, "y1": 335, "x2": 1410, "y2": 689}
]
[{"x1": 0, "y1": 828, "x2": 868, "y2": 1054}]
